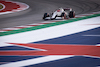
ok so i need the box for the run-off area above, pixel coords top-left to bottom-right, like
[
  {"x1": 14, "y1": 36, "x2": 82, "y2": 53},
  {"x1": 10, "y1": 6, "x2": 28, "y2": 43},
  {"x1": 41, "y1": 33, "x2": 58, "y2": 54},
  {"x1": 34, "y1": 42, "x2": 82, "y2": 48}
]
[
  {"x1": 0, "y1": 16, "x2": 100, "y2": 67},
  {"x1": 34, "y1": 27, "x2": 100, "y2": 45}
]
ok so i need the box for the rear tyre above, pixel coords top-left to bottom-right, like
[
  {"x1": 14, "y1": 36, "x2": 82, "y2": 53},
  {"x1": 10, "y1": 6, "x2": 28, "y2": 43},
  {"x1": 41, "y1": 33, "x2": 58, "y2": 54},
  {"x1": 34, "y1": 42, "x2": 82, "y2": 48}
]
[{"x1": 69, "y1": 11, "x2": 75, "y2": 18}]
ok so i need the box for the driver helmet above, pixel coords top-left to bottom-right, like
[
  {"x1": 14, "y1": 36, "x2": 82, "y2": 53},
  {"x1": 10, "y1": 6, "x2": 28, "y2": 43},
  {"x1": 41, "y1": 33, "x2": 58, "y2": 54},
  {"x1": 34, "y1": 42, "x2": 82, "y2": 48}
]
[
  {"x1": 70, "y1": 8, "x2": 73, "y2": 11},
  {"x1": 59, "y1": 8, "x2": 64, "y2": 12},
  {"x1": 57, "y1": 8, "x2": 64, "y2": 12},
  {"x1": 57, "y1": 9, "x2": 60, "y2": 12}
]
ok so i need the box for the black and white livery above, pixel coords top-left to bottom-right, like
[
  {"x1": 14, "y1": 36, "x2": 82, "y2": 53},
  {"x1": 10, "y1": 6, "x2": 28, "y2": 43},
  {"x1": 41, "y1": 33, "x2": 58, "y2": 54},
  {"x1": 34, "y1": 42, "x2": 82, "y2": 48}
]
[{"x1": 43, "y1": 8, "x2": 75, "y2": 20}]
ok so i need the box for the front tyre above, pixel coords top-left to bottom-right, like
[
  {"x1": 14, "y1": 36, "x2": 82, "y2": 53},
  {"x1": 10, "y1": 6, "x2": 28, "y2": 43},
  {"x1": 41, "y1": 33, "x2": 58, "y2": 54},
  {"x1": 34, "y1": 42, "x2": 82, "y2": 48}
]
[
  {"x1": 43, "y1": 13, "x2": 49, "y2": 20},
  {"x1": 61, "y1": 13, "x2": 67, "y2": 19}
]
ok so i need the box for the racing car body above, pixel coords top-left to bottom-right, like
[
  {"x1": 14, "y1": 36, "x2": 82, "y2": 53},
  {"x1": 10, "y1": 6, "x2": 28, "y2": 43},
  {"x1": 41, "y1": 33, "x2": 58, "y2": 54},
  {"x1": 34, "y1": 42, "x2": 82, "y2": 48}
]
[{"x1": 43, "y1": 8, "x2": 75, "y2": 20}]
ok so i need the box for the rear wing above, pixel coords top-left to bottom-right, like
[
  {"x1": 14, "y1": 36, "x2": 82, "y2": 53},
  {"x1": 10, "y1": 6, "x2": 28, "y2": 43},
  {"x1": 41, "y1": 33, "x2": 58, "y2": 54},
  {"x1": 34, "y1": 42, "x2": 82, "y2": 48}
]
[{"x1": 64, "y1": 8, "x2": 72, "y2": 11}]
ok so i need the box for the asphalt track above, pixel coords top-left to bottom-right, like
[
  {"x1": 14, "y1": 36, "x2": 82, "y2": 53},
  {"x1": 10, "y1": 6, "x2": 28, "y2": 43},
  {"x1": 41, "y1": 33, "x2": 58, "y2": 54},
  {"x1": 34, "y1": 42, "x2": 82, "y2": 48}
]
[{"x1": 0, "y1": 0, "x2": 100, "y2": 29}]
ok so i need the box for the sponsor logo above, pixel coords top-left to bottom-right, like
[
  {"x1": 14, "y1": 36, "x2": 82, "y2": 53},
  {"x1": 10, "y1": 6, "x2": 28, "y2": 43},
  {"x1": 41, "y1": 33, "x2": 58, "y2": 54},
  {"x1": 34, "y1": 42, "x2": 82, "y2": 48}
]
[{"x1": 1, "y1": 43, "x2": 100, "y2": 58}]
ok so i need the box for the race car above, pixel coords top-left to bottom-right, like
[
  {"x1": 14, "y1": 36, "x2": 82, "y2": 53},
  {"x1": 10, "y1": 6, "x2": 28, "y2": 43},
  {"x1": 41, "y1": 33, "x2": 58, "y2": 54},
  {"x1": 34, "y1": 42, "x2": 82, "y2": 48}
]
[{"x1": 43, "y1": 8, "x2": 75, "y2": 20}]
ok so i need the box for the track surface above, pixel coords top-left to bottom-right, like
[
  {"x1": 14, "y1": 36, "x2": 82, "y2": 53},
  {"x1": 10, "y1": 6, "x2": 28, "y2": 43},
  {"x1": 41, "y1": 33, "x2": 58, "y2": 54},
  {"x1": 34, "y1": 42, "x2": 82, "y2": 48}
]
[
  {"x1": 0, "y1": 0, "x2": 100, "y2": 67},
  {"x1": 0, "y1": 0, "x2": 100, "y2": 29}
]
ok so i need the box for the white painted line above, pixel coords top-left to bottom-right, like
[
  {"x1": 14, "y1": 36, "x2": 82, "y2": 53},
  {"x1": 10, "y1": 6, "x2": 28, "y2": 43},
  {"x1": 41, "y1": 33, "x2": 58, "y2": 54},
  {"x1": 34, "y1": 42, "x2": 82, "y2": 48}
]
[
  {"x1": 39, "y1": 21, "x2": 54, "y2": 23},
  {"x1": 0, "y1": 43, "x2": 14, "y2": 47},
  {"x1": 83, "y1": 35, "x2": 100, "y2": 37},
  {"x1": 0, "y1": 55, "x2": 74, "y2": 67},
  {"x1": 80, "y1": 14, "x2": 93, "y2": 16},
  {"x1": 0, "y1": 12, "x2": 13, "y2": 15},
  {"x1": 93, "y1": 11, "x2": 100, "y2": 14},
  {"x1": 15, "y1": 25, "x2": 33, "y2": 28},
  {"x1": 11, "y1": 43, "x2": 47, "y2": 51},
  {"x1": 1, "y1": 28, "x2": 20, "y2": 30},
  {"x1": 27, "y1": 24, "x2": 44, "y2": 25},
  {"x1": 96, "y1": 44, "x2": 100, "y2": 46},
  {"x1": 76, "y1": 13, "x2": 96, "y2": 18},
  {"x1": 0, "y1": 21, "x2": 56, "y2": 32},
  {"x1": 83, "y1": 55, "x2": 100, "y2": 58},
  {"x1": 0, "y1": 31, "x2": 6, "y2": 32},
  {"x1": 75, "y1": 15, "x2": 85, "y2": 17}
]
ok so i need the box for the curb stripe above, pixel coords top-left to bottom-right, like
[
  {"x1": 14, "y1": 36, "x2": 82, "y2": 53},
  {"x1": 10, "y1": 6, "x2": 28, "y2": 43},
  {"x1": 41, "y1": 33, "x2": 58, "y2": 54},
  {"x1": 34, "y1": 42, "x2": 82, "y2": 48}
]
[
  {"x1": 0, "y1": 13, "x2": 100, "y2": 36},
  {"x1": 0, "y1": 1, "x2": 29, "y2": 15}
]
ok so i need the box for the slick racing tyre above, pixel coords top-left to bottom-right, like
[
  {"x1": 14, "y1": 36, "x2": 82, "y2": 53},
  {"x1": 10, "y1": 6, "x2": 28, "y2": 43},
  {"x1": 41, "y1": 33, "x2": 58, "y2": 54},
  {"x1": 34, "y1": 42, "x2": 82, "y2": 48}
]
[
  {"x1": 61, "y1": 13, "x2": 65, "y2": 17},
  {"x1": 43, "y1": 13, "x2": 49, "y2": 20},
  {"x1": 69, "y1": 11, "x2": 75, "y2": 18},
  {"x1": 61, "y1": 13, "x2": 67, "y2": 19}
]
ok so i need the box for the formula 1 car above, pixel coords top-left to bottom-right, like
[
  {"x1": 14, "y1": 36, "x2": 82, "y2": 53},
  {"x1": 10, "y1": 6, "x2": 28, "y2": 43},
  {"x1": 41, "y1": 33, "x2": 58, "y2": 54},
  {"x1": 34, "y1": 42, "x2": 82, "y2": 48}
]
[{"x1": 43, "y1": 8, "x2": 75, "y2": 20}]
